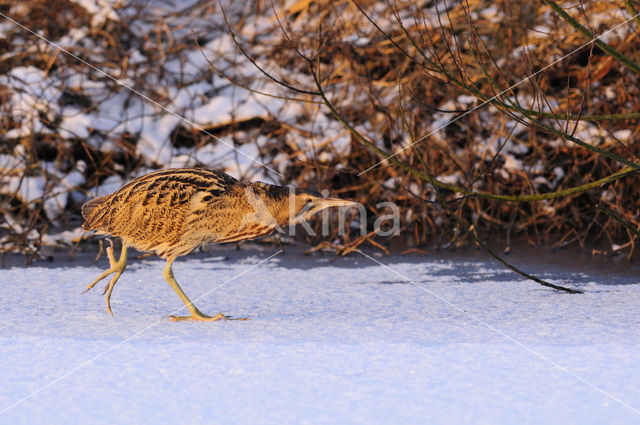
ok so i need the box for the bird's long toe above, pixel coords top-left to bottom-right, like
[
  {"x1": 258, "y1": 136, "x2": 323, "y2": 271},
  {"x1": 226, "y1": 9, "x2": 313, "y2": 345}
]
[
  {"x1": 82, "y1": 240, "x2": 124, "y2": 294},
  {"x1": 167, "y1": 312, "x2": 248, "y2": 322},
  {"x1": 83, "y1": 241, "x2": 128, "y2": 317}
]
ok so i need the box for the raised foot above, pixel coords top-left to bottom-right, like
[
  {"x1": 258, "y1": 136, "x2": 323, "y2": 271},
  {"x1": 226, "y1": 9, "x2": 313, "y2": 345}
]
[
  {"x1": 167, "y1": 312, "x2": 250, "y2": 322},
  {"x1": 82, "y1": 239, "x2": 128, "y2": 316}
]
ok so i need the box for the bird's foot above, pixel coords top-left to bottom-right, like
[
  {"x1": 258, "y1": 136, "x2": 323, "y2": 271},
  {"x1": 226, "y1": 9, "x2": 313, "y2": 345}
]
[
  {"x1": 82, "y1": 239, "x2": 128, "y2": 316},
  {"x1": 167, "y1": 312, "x2": 249, "y2": 322}
]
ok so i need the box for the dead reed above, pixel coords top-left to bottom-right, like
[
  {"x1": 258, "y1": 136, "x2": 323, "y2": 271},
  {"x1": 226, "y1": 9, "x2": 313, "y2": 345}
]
[{"x1": 1, "y1": 0, "x2": 639, "y2": 267}]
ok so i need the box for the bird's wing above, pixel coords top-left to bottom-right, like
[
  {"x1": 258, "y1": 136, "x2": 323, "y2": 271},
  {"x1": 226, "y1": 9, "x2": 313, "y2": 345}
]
[{"x1": 82, "y1": 168, "x2": 238, "y2": 235}]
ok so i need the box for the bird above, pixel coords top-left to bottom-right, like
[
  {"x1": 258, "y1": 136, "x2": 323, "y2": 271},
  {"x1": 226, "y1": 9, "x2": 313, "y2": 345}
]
[{"x1": 81, "y1": 167, "x2": 356, "y2": 321}]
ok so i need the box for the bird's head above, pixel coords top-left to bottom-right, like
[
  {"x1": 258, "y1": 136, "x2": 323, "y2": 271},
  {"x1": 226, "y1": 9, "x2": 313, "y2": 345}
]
[
  {"x1": 287, "y1": 188, "x2": 358, "y2": 225},
  {"x1": 248, "y1": 182, "x2": 357, "y2": 227}
]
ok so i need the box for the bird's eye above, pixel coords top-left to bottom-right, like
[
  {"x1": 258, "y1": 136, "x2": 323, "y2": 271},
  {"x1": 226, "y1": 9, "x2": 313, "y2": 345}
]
[{"x1": 305, "y1": 198, "x2": 313, "y2": 204}]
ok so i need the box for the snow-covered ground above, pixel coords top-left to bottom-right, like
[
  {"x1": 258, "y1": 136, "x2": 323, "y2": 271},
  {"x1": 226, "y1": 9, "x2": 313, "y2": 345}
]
[{"x1": 1, "y1": 246, "x2": 639, "y2": 424}]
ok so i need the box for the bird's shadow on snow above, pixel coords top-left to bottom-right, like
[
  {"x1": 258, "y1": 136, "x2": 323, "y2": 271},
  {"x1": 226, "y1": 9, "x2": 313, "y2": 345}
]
[{"x1": 4, "y1": 241, "x2": 640, "y2": 289}]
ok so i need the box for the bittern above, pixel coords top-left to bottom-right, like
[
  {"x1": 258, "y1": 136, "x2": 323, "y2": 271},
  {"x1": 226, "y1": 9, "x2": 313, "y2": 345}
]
[{"x1": 81, "y1": 167, "x2": 356, "y2": 321}]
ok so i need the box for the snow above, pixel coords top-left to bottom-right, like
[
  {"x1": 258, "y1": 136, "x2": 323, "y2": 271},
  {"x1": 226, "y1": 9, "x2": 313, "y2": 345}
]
[
  {"x1": 437, "y1": 172, "x2": 462, "y2": 186},
  {"x1": 69, "y1": 0, "x2": 119, "y2": 27},
  {"x1": 3, "y1": 175, "x2": 46, "y2": 204},
  {"x1": 59, "y1": 110, "x2": 94, "y2": 139},
  {"x1": 1, "y1": 247, "x2": 640, "y2": 424},
  {"x1": 614, "y1": 129, "x2": 632, "y2": 142},
  {"x1": 41, "y1": 228, "x2": 86, "y2": 246},
  {"x1": 0, "y1": 66, "x2": 61, "y2": 138}
]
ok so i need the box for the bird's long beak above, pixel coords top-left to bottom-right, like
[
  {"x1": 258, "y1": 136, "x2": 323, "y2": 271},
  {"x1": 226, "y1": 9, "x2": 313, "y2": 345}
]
[
  {"x1": 291, "y1": 197, "x2": 358, "y2": 224},
  {"x1": 311, "y1": 197, "x2": 359, "y2": 210}
]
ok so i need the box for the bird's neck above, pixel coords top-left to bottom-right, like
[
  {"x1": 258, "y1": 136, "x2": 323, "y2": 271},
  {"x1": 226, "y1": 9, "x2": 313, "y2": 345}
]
[{"x1": 241, "y1": 183, "x2": 293, "y2": 228}]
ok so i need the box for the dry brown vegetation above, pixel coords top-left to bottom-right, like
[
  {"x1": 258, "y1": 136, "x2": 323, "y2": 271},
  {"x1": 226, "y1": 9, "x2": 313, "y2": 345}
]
[{"x1": 1, "y1": 0, "x2": 640, "y2": 264}]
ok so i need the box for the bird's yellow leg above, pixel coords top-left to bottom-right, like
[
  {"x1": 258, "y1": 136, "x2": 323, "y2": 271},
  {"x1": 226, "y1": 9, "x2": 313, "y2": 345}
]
[
  {"x1": 82, "y1": 239, "x2": 128, "y2": 316},
  {"x1": 163, "y1": 260, "x2": 247, "y2": 322}
]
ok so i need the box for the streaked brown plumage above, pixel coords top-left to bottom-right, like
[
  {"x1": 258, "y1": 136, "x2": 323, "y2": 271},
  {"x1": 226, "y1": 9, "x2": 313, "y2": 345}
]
[{"x1": 81, "y1": 167, "x2": 355, "y2": 321}]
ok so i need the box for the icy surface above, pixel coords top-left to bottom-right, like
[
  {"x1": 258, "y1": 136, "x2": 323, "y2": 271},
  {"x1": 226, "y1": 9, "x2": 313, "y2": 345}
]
[{"x1": 1, "y1": 247, "x2": 640, "y2": 424}]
